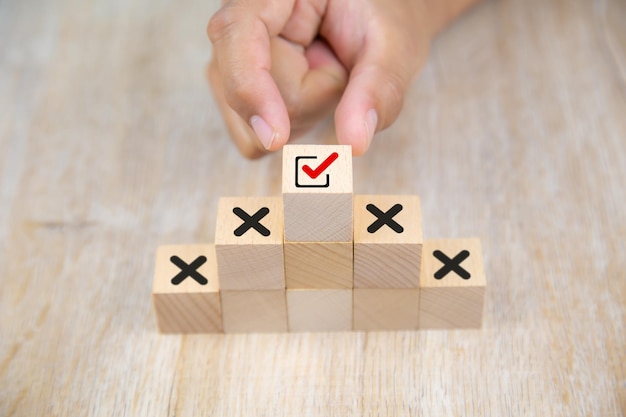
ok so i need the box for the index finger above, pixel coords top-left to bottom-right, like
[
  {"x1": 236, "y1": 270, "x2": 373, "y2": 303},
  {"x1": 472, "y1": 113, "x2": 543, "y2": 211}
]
[{"x1": 207, "y1": 0, "x2": 296, "y2": 150}]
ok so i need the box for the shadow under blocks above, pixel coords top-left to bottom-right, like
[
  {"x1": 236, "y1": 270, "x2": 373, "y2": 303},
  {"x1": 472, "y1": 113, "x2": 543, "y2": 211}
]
[{"x1": 152, "y1": 145, "x2": 486, "y2": 333}]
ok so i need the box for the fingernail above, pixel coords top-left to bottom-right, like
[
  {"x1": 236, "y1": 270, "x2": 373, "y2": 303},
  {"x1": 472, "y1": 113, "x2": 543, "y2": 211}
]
[
  {"x1": 364, "y1": 108, "x2": 378, "y2": 149},
  {"x1": 249, "y1": 115, "x2": 275, "y2": 150}
]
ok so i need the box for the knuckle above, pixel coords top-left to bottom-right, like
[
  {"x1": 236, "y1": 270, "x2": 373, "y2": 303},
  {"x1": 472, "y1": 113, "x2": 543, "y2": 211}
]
[{"x1": 207, "y1": 7, "x2": 240, "y2": 43}]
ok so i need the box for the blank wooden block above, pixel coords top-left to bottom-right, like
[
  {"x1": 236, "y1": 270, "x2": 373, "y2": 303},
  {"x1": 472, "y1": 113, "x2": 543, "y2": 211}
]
[
  {"x1": 221, "y1": 290, "x2": 288, "y2": 333},
  {"x1": 215, "y1": 196, "x2": 285, "y2": 290},
  {"x1": 354, "y1": 195, "x2": 423, "y2": 288},
  {"x1": 282, "y1": 145, "x2": 353, "y2": 242},
  {"x1": 152, "y1": 244, "x2": 222, "y2": 333},
  {"x1": 353, "y1": 289, "x2": 420, "y2": 331},
  {"x1": 284, "y1": 242, "x2": 353, "y2": 289},
  {"x1": 419, "y1": 238, "x2": 486, "y2": 329},
  {"x1": 287, "y1": 289, "x2": 352, "y2": 332}
]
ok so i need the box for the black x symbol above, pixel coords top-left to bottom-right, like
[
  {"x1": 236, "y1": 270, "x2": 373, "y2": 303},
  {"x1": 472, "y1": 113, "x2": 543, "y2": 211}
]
[
  {"x1": 233, "y1": 207, "x2": 271, "y2": 237},
  {"x1": 170, "y1": 255, "x2": 208, "y2": 285},
  {"x1": 366, "y1": 203, "x2": 404, "y2": 234},
  {"x1": 433, "y1": 250, "x2": 471, "y2": 280}
]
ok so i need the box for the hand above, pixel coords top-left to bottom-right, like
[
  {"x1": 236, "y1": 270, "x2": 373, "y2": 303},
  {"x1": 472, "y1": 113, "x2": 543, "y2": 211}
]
[{"x1": 207, "y1": 0, "x2": 431, "y2": 158}]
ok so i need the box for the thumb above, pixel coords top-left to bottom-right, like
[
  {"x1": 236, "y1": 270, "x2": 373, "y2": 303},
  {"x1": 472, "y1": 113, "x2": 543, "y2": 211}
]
[{"x1": 334, "y1": 29, "x2": 428, "y2": 156}]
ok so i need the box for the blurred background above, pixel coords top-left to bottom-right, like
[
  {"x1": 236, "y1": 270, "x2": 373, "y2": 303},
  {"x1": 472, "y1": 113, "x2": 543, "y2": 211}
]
[{"x1": 0, "y1": 0, "x2": 624, "y2": 415}]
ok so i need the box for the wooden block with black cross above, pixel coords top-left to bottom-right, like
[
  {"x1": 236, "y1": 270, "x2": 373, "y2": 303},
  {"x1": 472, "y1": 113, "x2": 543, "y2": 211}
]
[
  {"x1": 419, "y1": 238, "x2": 486, "y2": 329},
  {"x1": 353, "y1": 195, "x2": 423, "y2": 289},
  {"x1": 214, "y1": 196, "x2": 285, "y2": 290},
  {"x1": 152, "y1": 244, "x2": 223, "y2": 333}
]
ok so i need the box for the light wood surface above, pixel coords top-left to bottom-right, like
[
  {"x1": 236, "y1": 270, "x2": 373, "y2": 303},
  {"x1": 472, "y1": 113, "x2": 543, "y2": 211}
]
[
  {"x1": 354, "y1": 194, "x2": 423, "y2": 288},
  {"x1": 153, "y1": 244, "x2": 222, "y2": 333},
  {"x1": 1, "y1": 0, "x2": 625, "y2": 415},
  {"x1": 419, "y1": 238, "x2": 486, "y2": 329},
  {"x1": 283, "y1": 144, "x2": 353, "y2": 242},
  {"x1": 285, "y1": 241, "x2": 354, "y2": 289},
  {"x1": 215, "y1": 196, "x2": 285, "y2": 290},
  {"x1": 353, "y1": 289, "x2": 421, "y2": 331},
  {"x1": 221, "y1": 290, "x2": 288, "y2": 333},
  {"x1": 287, "y1": 289, "x2": 353, "y2": 332}
]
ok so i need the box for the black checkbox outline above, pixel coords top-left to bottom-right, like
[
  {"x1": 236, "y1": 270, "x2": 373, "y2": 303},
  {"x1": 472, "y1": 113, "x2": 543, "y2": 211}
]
[{"x1": 295, "y1": 156, "x2": 330, "y2": 188}]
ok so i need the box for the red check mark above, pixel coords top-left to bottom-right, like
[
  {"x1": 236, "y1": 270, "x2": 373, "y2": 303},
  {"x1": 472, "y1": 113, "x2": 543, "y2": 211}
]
[{"x1": 301, "y1": 152, "x2": 339, "y2": 179}]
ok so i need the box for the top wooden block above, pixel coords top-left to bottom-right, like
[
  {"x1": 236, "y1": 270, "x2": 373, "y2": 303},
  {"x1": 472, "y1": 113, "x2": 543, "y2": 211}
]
[
  {"x1": 282, "y1": 145, "x2": 352, "y2": 194},
  {"x1": 282, "y1": 145, "x2": 353, "y2": 242}
]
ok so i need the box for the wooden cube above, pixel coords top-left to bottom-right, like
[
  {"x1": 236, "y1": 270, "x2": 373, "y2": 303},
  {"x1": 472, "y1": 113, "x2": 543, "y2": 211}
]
[
  {"x1": 152, "y1": 244, "x2": 223, "y2": 333},
  {"x1": 215, "y1": 197, "x2": 285, "y2": 290},
  {"x1": 419, "y1": 238, "x2": 486, "y2": 329},
  {"x1": 353, "y1": 289, "x2": 420, "y2": 331},
  {"x1": 287, "y1": 289, "x2": 352, "y2": 332},
  {"x1": 284, "y1": 242, "x2": 353, "y2": 289},
  {"x1": 221, "y1": 290, "x2": 288, "y2": 333},
  {"x1": 354, "y1": 195, "x2": 423, "y2": 288},
  {"x1": 282, "y1": 145, "x2": 353, "y2": 242}
]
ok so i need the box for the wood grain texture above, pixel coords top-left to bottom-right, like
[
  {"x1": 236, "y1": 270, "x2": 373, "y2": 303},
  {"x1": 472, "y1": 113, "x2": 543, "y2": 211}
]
[
  {"x1": 354, "y1": 195, "x2": 423, "y2": 288},
  {"x1": 1, "y1": 0, "x2": 625, "y2": 415},
  {"x1": 353, "y1": 289, "x2": 420, "y2": 331},
  {"x1": 153, "y1": 244, "x2": 222, "y2": 333},
  {"x1": 221, "y1": 290, "x2": 288, "y2": 333},
  {"x1": 215, "y1": 196, "x2": 285, "y2": 290},
  {"x1": 284, "y1": 242, "x2": 353, "y2": 289},
  {"x1": 283, "y1": 145, "x2": 353, "y2": 242},
  {"x1": 287, "y1": 289, "x2": 353, "y2": 332}
]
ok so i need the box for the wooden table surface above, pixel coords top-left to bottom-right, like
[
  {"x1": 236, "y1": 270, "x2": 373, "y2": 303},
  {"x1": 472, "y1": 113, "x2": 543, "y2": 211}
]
[{"x1": 1, "y1": 0, "x2": 625, "y2": 415}]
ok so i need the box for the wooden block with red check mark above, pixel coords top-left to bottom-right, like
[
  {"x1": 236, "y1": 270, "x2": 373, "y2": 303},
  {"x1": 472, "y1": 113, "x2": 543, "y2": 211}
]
[{"x1": 282, "y1": 145, "x2": 353, "y2": 243}]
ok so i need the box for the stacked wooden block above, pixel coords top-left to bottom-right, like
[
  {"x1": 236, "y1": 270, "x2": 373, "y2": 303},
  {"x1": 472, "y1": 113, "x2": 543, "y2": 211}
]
[{"x1": 152, "y1": 145, "x2": 486, "y2": 333}]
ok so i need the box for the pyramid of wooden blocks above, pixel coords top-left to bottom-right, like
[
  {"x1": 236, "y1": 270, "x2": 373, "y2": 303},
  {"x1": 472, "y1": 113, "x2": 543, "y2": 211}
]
[{"x1": 152, "y1": 144, "x2": 487, "y2": 333}]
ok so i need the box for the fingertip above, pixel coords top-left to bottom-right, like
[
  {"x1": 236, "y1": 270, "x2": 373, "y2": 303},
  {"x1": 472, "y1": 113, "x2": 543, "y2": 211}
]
[
  {"x1": 335, "y1": 104, "x2": 378, "y2": 156},
  {"x1": 249, "y1": 115, "x2": 275, "y2": 150},
  {"x1": 208, "y1": 60, "x2": 281, "y2": 159},
  {"x1": 364, "y1": 108, "x2": 378, "y2": 151},
  {"x1": 254, "y1": 114, "x2": 290, "y2": 152},
  {"x1": 221, "y1": 72, "x2": 290, "y2": 152}
]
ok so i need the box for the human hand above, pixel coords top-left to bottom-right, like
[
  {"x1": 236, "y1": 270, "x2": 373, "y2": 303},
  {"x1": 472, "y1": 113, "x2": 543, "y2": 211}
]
[{"x1": 207, "y1": 0, "x2": 431, "y2": 158}]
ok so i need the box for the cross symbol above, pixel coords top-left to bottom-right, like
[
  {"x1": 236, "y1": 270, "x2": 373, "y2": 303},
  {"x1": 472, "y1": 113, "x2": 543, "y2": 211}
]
[
  {"x1": 233, "y1": 207, "x2": 271, "y2": 237},
  {"x1": 433, "y1": 250, "x2": 471, "y2": 280},
  {"x1": 366, "y1": 203, "x2": 404, "y2": 234},
  {"x1": 170, "y1": 255, "x2": 209, "y2": 285}
]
